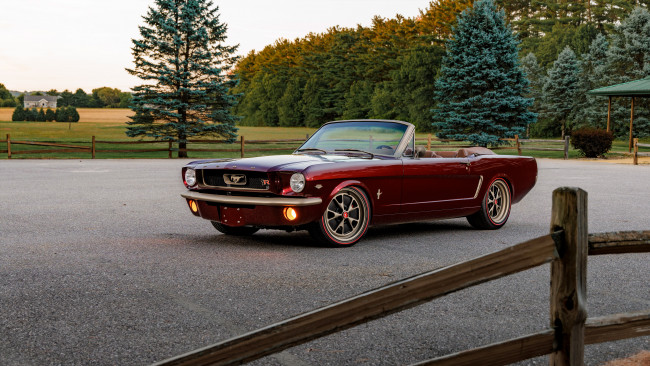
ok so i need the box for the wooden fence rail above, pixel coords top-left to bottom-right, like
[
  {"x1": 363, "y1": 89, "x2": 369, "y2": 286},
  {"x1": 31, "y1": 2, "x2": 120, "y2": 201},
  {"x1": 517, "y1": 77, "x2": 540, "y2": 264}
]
[
  {"x1": 1, "y1": 134, "x2": 645, "y2": 163},
  {"x1": 633, "y1": 138, "x2": 650, "y2": 165},
  {"x1": 152, "y1": 187, "x2": 650, "y2": 366},
  {"x1": 498, "y1": 135, "x2": 570, "y2": 160},
  {"x1": 1, "y1": 134, "x2": 307, "y2": 159},
  {"x1": 416, "y1": 134, "x2": 571, "y2": 159}
]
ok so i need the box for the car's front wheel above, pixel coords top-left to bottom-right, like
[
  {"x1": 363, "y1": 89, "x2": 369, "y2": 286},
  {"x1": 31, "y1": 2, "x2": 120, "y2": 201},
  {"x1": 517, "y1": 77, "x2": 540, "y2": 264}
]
[
  {"x1": 467, "y1": 177, "x2": 511, "y2": 230},
  {"x1": 211, "y1": 221, "x2": 260, "y2": 236},
  {"x1": 309, "y1": 187, "x2": 370, "y2": 247}
]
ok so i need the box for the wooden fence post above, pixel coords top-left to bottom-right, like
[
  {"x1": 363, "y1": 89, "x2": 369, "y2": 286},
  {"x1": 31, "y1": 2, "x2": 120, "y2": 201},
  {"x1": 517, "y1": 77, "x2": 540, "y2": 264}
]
[
  {"x1": 6, "y1": 134, "x2": 10, "y2": 159},
  {"x1": 427, "y1": 134, "x2": 431, "y2": 150},
  {"x1": 633, "y1": 138, "x2": 638, "y2": 166},
  {"x1": 240, "y1": 136, "x2": 245, "y2": 158},
  {"x1": 168, "y1": 141, "x2": 173, "y2": 159},
  {"x1": 564, "y1": 137, "x2": 570, "y2": 160},
  {"x1": 515, "y1": 134, "x2": 521, "y2": 155},
  {"x1": 549, "y1": 187, "x2": 588, "y2": 366},
  {"x1": 92, "y1": 136, "x2": 96, "y2": 159}
]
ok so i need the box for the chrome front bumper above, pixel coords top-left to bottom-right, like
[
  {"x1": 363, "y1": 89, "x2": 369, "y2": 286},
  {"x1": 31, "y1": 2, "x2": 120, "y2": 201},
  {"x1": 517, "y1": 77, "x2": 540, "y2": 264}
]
[{"x1": 181, "y1": 191, "x2": 323, "y2": 207}]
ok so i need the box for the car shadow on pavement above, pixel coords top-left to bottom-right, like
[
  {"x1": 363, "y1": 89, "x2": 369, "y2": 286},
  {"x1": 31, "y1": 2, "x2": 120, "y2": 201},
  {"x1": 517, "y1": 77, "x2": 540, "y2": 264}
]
[
  {"x1": 183, "y1": 231, "x2": 327, "y2": 249},
  {"x1": 172, "y1": 219, "x2": 474, "y2": 249},
  {"x1": 364, "y1": 220, "x2": 473, "y2": 240}
]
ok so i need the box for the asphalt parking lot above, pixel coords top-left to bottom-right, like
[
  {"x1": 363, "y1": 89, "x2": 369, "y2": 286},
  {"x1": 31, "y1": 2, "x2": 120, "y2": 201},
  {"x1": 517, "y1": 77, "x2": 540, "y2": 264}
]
[{"x1": 0, "y1": 158, "x2": 648, "y2": 366}]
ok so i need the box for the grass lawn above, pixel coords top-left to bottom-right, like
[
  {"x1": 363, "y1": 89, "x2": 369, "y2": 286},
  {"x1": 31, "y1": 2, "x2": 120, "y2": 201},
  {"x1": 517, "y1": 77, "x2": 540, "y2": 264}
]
[
  {"x1": 1, "y1": 107, "x2": 648, "y2": 160},
  {"x1": 0, "y1": 108, "x2": 316, "y2": 159}
]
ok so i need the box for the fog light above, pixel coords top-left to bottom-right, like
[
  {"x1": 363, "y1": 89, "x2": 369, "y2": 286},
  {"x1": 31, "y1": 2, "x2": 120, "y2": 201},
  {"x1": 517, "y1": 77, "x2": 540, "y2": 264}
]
[
  {"x1": 283, "y1": 207, "x2": 297, "y2": 221},
  {"x1": 188, "y1": 200, "x2": 199, "y2": 213}
]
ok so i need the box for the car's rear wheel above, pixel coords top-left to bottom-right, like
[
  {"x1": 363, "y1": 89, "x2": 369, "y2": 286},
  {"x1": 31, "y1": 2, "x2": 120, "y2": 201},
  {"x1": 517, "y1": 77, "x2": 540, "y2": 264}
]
[
  {"x1": 467, "y1": 177, "x2": 511, "y2": 230},
  {"x1": 211, "y1": 221, "x2": 259, "y2": 236},
  {"x1": 309, "y1": 187, "x2": 370, "y2": 247}
]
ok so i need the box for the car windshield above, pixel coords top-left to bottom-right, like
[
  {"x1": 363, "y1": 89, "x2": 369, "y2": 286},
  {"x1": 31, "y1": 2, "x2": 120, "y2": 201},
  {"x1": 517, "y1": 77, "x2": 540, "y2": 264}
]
[{"x1": 297, "y1": 121, "x2": 408, "y2": 156}]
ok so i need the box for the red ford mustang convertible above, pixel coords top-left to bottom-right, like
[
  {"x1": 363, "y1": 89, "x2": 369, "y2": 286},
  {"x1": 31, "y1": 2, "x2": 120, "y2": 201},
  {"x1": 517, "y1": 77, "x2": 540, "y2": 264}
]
[{"x1": 182, "y1": 120, "x2": 537, "y2": 246}]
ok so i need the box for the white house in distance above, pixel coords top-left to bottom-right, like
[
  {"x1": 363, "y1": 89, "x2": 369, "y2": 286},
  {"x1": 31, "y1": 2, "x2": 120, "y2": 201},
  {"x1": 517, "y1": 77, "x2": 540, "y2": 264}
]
[{"x1": 24, "y1": 95, "x2": 57, "y2": 109}]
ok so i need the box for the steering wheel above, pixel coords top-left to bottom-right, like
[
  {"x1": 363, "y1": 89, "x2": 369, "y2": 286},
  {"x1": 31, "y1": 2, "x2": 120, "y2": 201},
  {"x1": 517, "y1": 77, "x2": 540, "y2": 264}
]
[{"x1": 375, "y1": 145, "x2": 394, "y2": 150}]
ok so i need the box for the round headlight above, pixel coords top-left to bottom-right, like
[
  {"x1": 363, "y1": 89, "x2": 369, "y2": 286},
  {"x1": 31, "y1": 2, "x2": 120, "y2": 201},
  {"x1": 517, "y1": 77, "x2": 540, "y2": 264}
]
[
  {"x1": 289, "y1": 173, "x2": 305, "y2": 193},
  {"x1": 185, "y1": 168, "x2": 197, "y2": 187}
]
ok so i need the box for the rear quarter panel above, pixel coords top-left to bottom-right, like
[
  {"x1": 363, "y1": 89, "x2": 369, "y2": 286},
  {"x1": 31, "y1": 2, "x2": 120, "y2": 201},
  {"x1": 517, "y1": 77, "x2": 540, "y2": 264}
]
[{"x1": 469, "y1": 155, "x2": 537, "y2": 204}]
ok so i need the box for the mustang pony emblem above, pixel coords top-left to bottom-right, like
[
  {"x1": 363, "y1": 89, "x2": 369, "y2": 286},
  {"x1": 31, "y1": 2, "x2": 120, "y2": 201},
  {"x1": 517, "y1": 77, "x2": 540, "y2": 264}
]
[{"x1": 224, "y1": 174, "x2": 247, "y2": 185}]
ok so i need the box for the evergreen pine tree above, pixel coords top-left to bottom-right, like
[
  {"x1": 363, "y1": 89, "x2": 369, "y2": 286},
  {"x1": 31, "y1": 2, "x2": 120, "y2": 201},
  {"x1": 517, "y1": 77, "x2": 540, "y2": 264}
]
[
  {"x1": 605, "y1": 7, "x2": 650, "y2": 138},
  {"x1": 69, "y1": 107, "x2": 80, "y2": 122},
  {"x1": 519, "y1": 52, "x2": 546, "y2": 137},
  {"x1": 542, "y1": 46, "x2": 580, "y2": 138},
  {"x1": 37, "y1": 108, "x2": 46, "y2": 122},
  {"x1": 12, "y1": 105, "x2": 25, "y2": 121},
  {"x1": 56, "y1": 107, "x2": 70, "y2": 122},
  {"x1": 126, "y1": 0, "x2": 240, "y2": 157},
  {"x1": 574, "y1": 34, "x2": 610, "y2": 129},
  {"x1": 27, "y1": 108, "x2": 38, "y2": 122},
  {"x1": 45, "y1": 108, "x2": 56, "y2": 122},
  {"x1": 433, "y1": 0, "x2": 535, "y2": 146}
]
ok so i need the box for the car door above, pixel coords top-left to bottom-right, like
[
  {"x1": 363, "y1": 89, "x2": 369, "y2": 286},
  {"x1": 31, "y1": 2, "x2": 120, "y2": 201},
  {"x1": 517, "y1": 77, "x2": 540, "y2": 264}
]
[{"x1": 401, "y1": 156, "x2": 481, "y2": 213}]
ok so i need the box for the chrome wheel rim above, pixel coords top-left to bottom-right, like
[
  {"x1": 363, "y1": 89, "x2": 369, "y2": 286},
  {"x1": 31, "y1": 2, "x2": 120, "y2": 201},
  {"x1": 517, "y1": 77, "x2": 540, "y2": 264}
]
[
  {"x1": 486, "y1": 179, "x2": 510, "y2": 225},
  {"x1": 324, "y1": 190, "x2": 366, "y2": 242}
]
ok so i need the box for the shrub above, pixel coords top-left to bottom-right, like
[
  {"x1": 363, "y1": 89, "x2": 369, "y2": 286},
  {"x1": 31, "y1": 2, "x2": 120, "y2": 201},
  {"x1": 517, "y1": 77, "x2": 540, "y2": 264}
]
[
  {"x1": 570, "y1": 127, "x2": 614, "y2": 158},
  {"x1": 68, "y1": 106, "x2": 80, "y2": 122},
  {"x1": 55, "y1": 107, "x2": 69, "y2": 122},
  {"x1": 37, "y1": 108, "x2": 46, "y2": 122},
  {"x1": 45, "y1": 108, "x2": 56, "y2": 122},
  {"x1": 11, "y1": 105, "x2": 24, "y2": 121}
]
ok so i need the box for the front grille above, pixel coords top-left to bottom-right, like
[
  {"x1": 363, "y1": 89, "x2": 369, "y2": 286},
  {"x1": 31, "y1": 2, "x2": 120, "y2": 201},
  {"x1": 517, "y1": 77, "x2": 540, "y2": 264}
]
[{"x1": 202, "y1": 170, "x2": 270, "y2": 190}]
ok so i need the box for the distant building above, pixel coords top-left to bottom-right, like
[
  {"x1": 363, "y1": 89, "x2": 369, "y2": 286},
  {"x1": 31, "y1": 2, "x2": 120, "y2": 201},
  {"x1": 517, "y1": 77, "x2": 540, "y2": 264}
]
[{"x1": 24, "y1": 95, "x2": 57, "y2": 109}]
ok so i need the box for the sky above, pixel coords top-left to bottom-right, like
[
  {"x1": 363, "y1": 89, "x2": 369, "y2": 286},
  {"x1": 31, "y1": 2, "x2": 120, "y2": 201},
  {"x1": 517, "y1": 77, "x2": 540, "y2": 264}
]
[{"x1": 0, "y1": 0, "x2": 432, "y2": 93}]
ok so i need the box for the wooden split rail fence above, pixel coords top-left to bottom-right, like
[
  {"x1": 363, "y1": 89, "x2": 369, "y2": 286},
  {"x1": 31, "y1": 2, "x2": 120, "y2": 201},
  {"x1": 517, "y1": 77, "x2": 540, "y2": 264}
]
[
  {"x1": 633, "y1": 138, "x2": 650, "y2": 165},
  {"x1": 0, "y1": 134, "x2": 306, "y2": 159},
  {"x1": 153, "y1": 187, "x2": 650, "y2": 366},
  {"x1": 1, "y1": 134, "x2": 647, "y2": 162},
  {"x1": 418, "y1": 134, "x2": 572, "y2": 159}
]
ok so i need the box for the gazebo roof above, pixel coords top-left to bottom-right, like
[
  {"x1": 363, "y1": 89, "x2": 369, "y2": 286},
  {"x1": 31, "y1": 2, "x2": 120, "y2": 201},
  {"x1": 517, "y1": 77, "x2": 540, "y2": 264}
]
[{"x1": 588, "y1": 77, "x2": 650, "y2": 97}]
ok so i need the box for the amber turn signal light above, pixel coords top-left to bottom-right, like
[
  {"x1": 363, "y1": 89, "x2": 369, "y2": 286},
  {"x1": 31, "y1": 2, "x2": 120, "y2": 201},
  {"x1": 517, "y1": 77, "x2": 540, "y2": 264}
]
[
  {"x1": 188, "y1": 199, "x2": 199, "y2": 213},
  {"x1": 283, "y1": 207, "x2": 297, "y2": 221}
]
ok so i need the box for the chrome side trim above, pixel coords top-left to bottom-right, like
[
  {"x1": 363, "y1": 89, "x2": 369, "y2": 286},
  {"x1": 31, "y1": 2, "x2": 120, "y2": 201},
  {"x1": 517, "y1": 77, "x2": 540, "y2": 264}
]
[
  {"x1": 473, "y1": 176, "x2": 484, "y2": 199},
  {"x1": 181, "y1": 192, "x2": 322, "y2": 207}
]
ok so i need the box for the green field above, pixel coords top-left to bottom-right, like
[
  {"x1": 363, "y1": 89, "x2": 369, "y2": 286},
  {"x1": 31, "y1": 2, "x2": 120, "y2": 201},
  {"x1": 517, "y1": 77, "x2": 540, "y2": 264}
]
[
  {"x1": 0, "y1": 119, "x2": 317, "y2": 159},
  {"x1": 0, "y1": 109, "x2": 648, "y2": 160}
]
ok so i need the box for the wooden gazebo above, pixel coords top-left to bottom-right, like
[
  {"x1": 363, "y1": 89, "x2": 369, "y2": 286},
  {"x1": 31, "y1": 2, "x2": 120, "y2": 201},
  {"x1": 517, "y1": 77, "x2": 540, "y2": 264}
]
[{"x1": 588, "y1": 77, "x2": 650, "y2": 152}]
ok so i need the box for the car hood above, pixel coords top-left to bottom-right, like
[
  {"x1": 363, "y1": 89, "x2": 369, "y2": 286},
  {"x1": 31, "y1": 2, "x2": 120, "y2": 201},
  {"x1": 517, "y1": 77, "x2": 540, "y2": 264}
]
[{"x1": 190, "y1": 154, "x2": 376, "y2": 172}]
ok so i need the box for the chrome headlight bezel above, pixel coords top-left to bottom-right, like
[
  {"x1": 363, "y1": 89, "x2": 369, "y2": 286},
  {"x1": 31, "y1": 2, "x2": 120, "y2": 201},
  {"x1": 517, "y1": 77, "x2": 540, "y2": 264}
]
[
  {"x1": 289, "y1": 173, "x2": 305, "y2": 193},
  {"x1": 184, "y1": 168, "x2": 197, "y2": 187}
]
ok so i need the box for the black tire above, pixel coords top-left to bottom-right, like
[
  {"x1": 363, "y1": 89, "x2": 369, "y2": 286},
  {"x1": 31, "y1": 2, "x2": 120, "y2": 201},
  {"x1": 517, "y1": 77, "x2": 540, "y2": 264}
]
[
  {"x1": 308, "y1": 187, "x2": 370, "y2": 247},
  {"x1": 467, "y1": 177, "x2": 511, "y2": 230},
  {"x1": 211, "y1": 221, "x2": 259, "y2": 236}
]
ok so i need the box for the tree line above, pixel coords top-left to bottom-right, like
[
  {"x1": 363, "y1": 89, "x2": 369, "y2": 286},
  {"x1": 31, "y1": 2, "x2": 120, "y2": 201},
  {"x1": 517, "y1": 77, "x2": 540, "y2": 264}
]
[
  {"x1": 12, "y1": 105, "x2": 80, "y2": 123},
  {"x1": 0, "y1": 84, "x2": 132, "y2": 109},
  {"x1": 231, "y1": 0, "x2": 650, "y2": 138}
]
